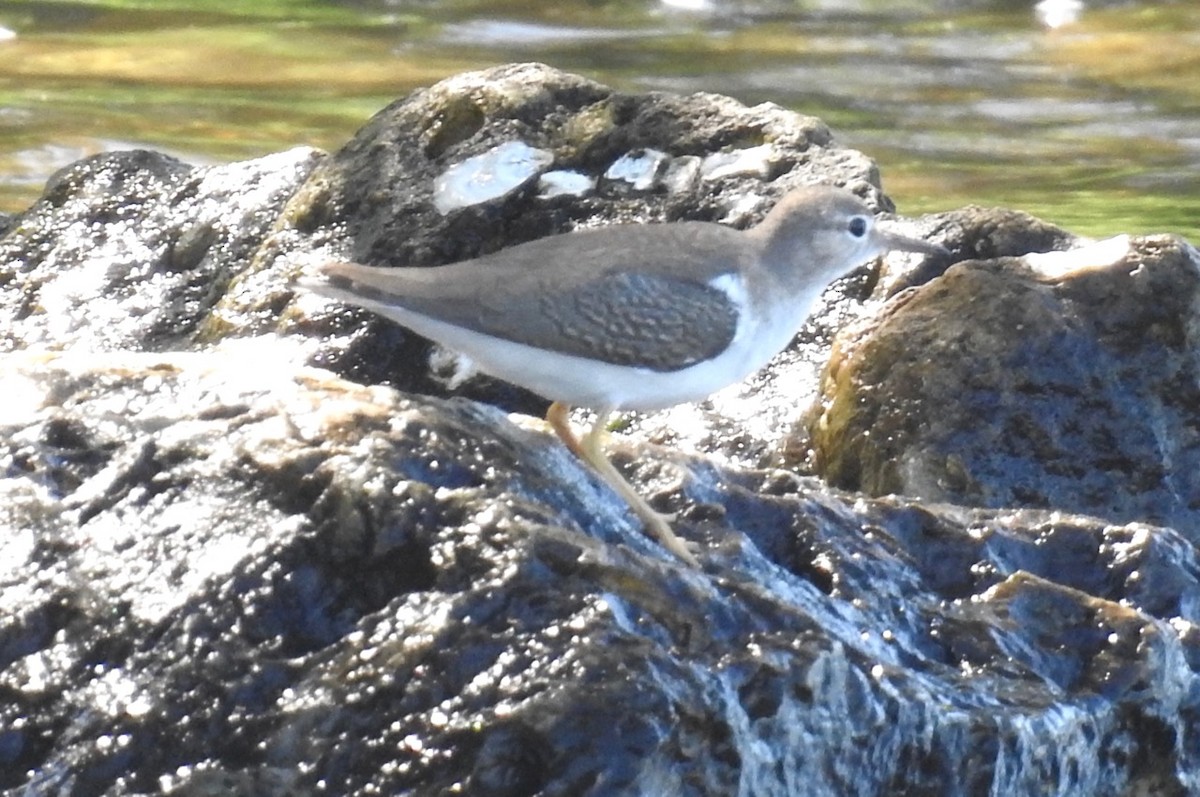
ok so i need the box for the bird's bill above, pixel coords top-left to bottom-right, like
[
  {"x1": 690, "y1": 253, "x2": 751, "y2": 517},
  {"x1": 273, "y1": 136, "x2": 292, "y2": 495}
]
[{"x1": 877, "y1": 227, "x2": 950, "y2": 257}]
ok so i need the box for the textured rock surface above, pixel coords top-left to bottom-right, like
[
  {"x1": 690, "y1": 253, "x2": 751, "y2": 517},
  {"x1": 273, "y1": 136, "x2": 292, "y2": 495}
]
[
  {"x1": 3, "y1": 350, "x2": 1199, "y2": 796},
  {"x1": 807, "y1": 233, "x2": 1200, "y2": 537},
  {"x1": 2, "y1": 63, "x2": 1200, "y2": 796},
  {"x1": 0, "y1": 147, "x2": 322, "y2": 353}
]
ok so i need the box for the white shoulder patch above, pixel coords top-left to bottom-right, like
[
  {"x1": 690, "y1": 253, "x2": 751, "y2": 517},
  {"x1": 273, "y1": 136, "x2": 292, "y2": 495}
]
[
  {"x1": 1024, "y1": 235, "x2": 1131, "y2": 281},
  {"x1": 707, "y1": 272, "x2": 747, "y2": 309}
]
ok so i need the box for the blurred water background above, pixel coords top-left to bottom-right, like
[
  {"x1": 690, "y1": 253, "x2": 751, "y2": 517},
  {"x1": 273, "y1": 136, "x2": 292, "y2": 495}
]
[{"x1": 0, "y1": 0, "x2": 1195, "y2": 239}]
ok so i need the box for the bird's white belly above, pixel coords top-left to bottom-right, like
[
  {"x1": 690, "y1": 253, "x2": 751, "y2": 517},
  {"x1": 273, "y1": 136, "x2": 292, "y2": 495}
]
[{"x1": 459, "y1": 325, "x2": 790, "y2": 411}]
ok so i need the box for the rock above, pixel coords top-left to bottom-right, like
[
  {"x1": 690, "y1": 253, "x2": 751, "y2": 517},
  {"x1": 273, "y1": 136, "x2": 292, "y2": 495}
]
[
  {"x1": 0, "y1": 147, "x2": 323, "y2": 353},
  {"x1": 872, "y1": 203, "x2": 1078, "y2": 298},
  {"x1": 806, "y1": 230, "x2": 1200, "y2": 538},
  {"x1": 3, "y1": 348, "x2": 1199, "y2": 796},
  {"x1": 2, "y1": 63, "x2": 1200, "y2": 795}
]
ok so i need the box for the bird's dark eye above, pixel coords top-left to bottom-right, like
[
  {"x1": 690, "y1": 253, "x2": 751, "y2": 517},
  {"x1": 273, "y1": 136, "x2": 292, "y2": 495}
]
[{"x1": 848, "y1": 216, "x2": 869, "y2": 238}]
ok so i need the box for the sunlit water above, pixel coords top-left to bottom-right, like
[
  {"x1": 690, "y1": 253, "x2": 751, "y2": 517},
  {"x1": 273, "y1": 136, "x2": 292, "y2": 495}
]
[{"x1": 0, "y1": 0, "x2": 1195, "y2": 240}]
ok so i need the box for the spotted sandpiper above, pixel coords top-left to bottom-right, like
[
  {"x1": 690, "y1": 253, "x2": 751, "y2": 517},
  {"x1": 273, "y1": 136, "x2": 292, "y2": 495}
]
[{"x1": 299, "y1": 184, "x2": 947, "y2": 566}]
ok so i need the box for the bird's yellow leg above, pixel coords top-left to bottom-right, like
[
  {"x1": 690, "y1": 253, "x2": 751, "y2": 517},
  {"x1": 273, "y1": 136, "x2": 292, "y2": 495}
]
[
  {"x1": 543, "y1": 403, "x2": 698, "y2": 567},
  {"x1": 546, "y1": 400, "x2": 586, "y2": 459}
]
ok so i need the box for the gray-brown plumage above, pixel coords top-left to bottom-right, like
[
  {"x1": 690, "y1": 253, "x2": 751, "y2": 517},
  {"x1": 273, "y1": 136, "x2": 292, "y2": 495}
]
[{"x1": 315, "y1": 222, "x2": 745, "y2": 372}]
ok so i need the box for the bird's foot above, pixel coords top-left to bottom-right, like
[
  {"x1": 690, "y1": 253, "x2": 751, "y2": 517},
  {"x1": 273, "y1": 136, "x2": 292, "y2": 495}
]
[{"x1": 638, "y1": 507, "x2": 700, "y2": 568}]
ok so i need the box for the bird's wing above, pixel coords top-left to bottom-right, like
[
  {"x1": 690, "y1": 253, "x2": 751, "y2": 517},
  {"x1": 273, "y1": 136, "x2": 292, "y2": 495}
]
[
  {"x1": 495, "y1": 269, "x2": 741, "y2": 371},
  {"x1": 318, "y1": 222, "x2": 745, "y2": 372}
]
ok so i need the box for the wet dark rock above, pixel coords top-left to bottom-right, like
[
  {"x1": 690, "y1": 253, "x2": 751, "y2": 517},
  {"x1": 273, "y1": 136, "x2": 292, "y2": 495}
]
[
  {"x1": 1, "y1": 63, "x2": 1200, "y2": 795},
  {"x1": 0, "y1": 147, "x2": 323, "y2": 354},
  {"x1": 3, "y1": 351, "x2": 1200, "y2": 796}
]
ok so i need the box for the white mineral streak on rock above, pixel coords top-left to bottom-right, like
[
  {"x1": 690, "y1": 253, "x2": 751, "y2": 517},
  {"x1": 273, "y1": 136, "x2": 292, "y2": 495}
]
[
  {"x1": 537, "y1": 170, "x2": 596, "y2": 198},
  {"x1": 1025, "y1": 235, "x2": 1131, "y2": 280},
  {"x1": 433, "y1": 141, "x2": 554, "y2": 214},
  {"x1": 701, "y1": 144, "x2": 775, "y2": 181},
  {"x1": 662, "y1": 155, "x2": 701, "y2": 194},
  {"x1": 604, "y1": 149, "x2": 669, "y2": 191}
]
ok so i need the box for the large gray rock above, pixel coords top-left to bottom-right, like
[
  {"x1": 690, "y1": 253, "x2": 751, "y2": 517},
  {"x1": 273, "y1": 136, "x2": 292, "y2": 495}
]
[
  {"x1": 3, "y1": 349, "x2": 1198, "y2": 796},
  {"x1": 807, "y1": 227, "x2": 1200, "y2": 538},
  {"x1": 2, "y1": 63, "x2": 1199, "y2": 796}
]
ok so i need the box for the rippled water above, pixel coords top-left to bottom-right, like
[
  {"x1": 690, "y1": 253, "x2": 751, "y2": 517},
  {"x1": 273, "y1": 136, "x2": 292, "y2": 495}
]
[{"x1": 0, "y1": 0, "x2": 1196, "y2": 239}]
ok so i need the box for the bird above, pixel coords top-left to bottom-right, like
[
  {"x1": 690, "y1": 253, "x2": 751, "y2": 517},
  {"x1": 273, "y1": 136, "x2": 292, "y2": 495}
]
[{"x1": 299, "y1": 184, "x2": 948, "y2": 566}]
